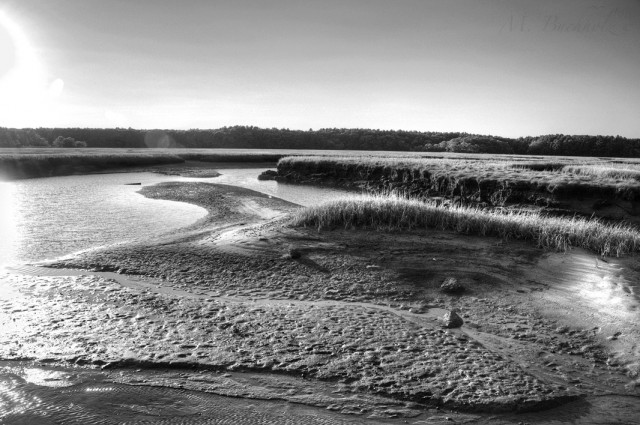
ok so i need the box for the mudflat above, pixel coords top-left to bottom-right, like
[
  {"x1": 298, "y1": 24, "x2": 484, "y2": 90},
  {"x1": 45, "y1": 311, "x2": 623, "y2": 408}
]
[{"x1": 2, "y1": 181, "x2": 639, "y2": 423}]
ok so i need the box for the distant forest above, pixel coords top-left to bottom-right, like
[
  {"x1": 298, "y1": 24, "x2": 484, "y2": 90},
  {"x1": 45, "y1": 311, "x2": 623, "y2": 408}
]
[{"x1": 1, "y1": 126, "x2": 640, "y2": 158}]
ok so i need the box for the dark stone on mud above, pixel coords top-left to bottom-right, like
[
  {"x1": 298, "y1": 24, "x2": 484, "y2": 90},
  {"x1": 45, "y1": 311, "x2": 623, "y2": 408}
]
[
  {"x1": 440, "y1": 277, "x2": 465, "y2": 294},
  {"x1": 442, "y1": 310, "x2": 464, "y2": 328},
  {"x1": 284, "y1": 246, "x2": 302, "y2": 259}
]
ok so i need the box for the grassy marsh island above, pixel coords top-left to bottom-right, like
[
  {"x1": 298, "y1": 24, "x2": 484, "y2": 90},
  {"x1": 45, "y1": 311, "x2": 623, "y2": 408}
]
[
  {"x1": 273, "y1": 155, "x2": 640, "y2": 225},
  {"x1": 275, "y1": 155, "x2": 640, "y2": 200}
]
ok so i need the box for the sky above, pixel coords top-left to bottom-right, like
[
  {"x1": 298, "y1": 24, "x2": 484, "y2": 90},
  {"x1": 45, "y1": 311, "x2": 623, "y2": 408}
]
[{"x1": 0, "y1": 0, "x2": 639, "y2": 137}]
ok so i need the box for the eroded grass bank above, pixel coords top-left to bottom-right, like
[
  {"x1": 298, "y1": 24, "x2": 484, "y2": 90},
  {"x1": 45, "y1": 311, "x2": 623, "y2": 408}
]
[
  {"x1": 276, "y1": 156, "x2": 640, "y2": 203},
  {"x1": 292, "y1": 194, "x2": 640, "y2": 257}
]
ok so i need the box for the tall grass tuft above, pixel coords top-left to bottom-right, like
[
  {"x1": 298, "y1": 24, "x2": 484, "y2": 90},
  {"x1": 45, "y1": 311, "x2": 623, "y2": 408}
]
[
  {"x1": 291, "y1": 194, "x2": 640, "y2": 257},
  {"x1": 561, "y1": 163, "x2": 640, "y2": 181}
]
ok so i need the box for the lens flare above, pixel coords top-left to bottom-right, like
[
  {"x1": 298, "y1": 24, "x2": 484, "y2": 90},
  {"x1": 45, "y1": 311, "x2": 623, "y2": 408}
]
[
  {"x1": 0, "y1": 9, "x2": 62, "y2": 127},
  {"x1": 47, "y1": 78, "x2": 64, "y2": 98},
  {"x1": 0, "y1": 182, "x2": 19, "y2": 267}
]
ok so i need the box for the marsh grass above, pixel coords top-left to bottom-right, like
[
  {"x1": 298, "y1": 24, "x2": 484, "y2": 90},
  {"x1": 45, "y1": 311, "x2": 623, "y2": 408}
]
[
  {"x1": 561, "y1": 163, "x2": 640, "y2": 181},
  {"x1": 0, "y1": 149, "x2": 295, "y2": 179},
  {"x1": 276, "y1": 156, "x2": 566, "y2": 184},
  {"x1": 0, "y1": 152, "x2": 185, "y2": 179},
  {"x1": 175, "y1": 152, "x2": 285, "y2": 162},
  {"x1": 278, "y1": 156, "x2": 640, "y2": 200},
  {"x1": 292, "y1": 194, "x2": 640, "y2": 256},
  {"x1": 277, "y1": 156, "x2": 589, "y2": 183}
]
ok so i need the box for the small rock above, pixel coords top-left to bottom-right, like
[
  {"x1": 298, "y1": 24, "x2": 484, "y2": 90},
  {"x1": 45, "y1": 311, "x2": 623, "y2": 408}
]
[
  {"x1": 440, "y1": 277, "x2": 465, "y2": 294},
  {"x1": 442, "y1": 310, "x2": 464, "y2": 328},
  {"x1": 284, "y1": 246, "x2": 302, "y2": 259}
]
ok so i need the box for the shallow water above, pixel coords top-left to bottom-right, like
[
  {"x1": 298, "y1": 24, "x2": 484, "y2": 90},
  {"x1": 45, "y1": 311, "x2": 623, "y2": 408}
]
[
  {"x1": 0, "y1": 173, "x2": 213, "y2": 267},
  {"x1": 0, "y1": 365, "x2": 385, "y2": 425},
  {"x1": 0, "y1": 167, "x2": 348, "y2": 267},
  {"x1": 205, "y1": 164, "x2": 352, "y2": 207}
]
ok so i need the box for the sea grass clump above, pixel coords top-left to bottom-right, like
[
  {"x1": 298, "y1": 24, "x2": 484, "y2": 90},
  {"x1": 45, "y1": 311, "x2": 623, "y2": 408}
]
[{"x1": 292, "y1": 194, "x2": 640, "y2": 257}]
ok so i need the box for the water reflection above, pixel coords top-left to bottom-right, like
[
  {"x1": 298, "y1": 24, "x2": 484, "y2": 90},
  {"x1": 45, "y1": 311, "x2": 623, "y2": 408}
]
[
  {"x1": 20, "y1": 368, "x2": 74, "y2": 388},
  {"x1": 0, "y1": 182, "x2": 19, "y2": 259},
  {"x1": 571, "y1": 254, "x2": 638, "y2": 314},
  {"x1": 212, "y1": 166, "x2": 352, "y2": 207},
  {"x1": 0, "y1": 376, "x2": 43, "y2": 418},
  {"x1": 0, "y1": 173, "x2": 209, "y2": 266},
  {"x1": 0, "y1": 168, "x2": 350, "y2": 267},
  {"x1": 577, "y1": 264, "x2": 631, "y2": 311},
  {"x1": 534, "y1": 250, "x2": 639, "y2": 317}
]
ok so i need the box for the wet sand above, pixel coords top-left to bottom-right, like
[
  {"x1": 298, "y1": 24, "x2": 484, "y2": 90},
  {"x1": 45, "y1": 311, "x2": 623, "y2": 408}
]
[{"x1": 1, "y1": 181, "x2": 640, "y2": 423}]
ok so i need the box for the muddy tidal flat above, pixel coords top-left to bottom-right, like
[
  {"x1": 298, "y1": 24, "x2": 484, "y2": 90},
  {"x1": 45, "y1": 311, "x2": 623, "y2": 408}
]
[{"x1": 2, "y1": 181, "x2": 640, "y2": 424}]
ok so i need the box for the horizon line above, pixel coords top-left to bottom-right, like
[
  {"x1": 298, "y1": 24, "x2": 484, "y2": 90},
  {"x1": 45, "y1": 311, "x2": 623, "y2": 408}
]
[{"x1": 2, "y1": 125, "x2": 638, "y2": 140}]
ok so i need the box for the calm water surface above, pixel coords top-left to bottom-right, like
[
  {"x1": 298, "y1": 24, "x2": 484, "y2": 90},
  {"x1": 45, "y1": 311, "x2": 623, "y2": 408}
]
[
  {"x1": 0, "y1": 167, "x2": 349, "y2": 266},
  {"x1": 0, "y1": 173, "x2": 210, "y2": 266},
  {"x1": 212, "y1": 165, "x2": 351, "y2": 206}
]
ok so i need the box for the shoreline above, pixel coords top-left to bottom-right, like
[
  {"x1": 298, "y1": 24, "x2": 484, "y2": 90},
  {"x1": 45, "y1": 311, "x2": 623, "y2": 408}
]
[{"x1": 0, "y1": 149, "x2": 288, "y2": 181}]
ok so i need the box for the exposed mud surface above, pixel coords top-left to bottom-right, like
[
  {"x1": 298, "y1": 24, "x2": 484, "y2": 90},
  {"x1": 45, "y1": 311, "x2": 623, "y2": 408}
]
[
  {"x1": 0, "y1": 269, "x2": 576, "y2": 414},
  {"x1": 2, "y1": 182, "x2": 640, "y2": 423}
]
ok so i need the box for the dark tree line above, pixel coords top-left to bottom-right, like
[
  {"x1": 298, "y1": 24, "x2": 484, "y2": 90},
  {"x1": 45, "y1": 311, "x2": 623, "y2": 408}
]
[
  {"x1": 0, "y1": 127, "x2": 467, "y2": 150},
  {"x1": 0, "y1": 128, "x2": 87, "y2": 148},
  {"x1": 519, "y1": 134, "x2": 640, "y2": 157},
  {"x1": 424, "y1": 135, "x2": 517, "y2": 154},
  {"x1": 0, "y1": 128, "x2": 50, "y2": 147},
  {"x1": 2, "y1": 126, "x2": 639, "y2": 157}
]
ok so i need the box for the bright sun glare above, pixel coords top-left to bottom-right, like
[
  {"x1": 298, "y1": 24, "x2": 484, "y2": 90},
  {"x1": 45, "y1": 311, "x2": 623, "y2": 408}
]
[
  {"x1": 0, "y1": 182, "x2": 18, "y2": 266},
  {"x1": 0, "y1": 10, "x2": 63, "y2": 127}
]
